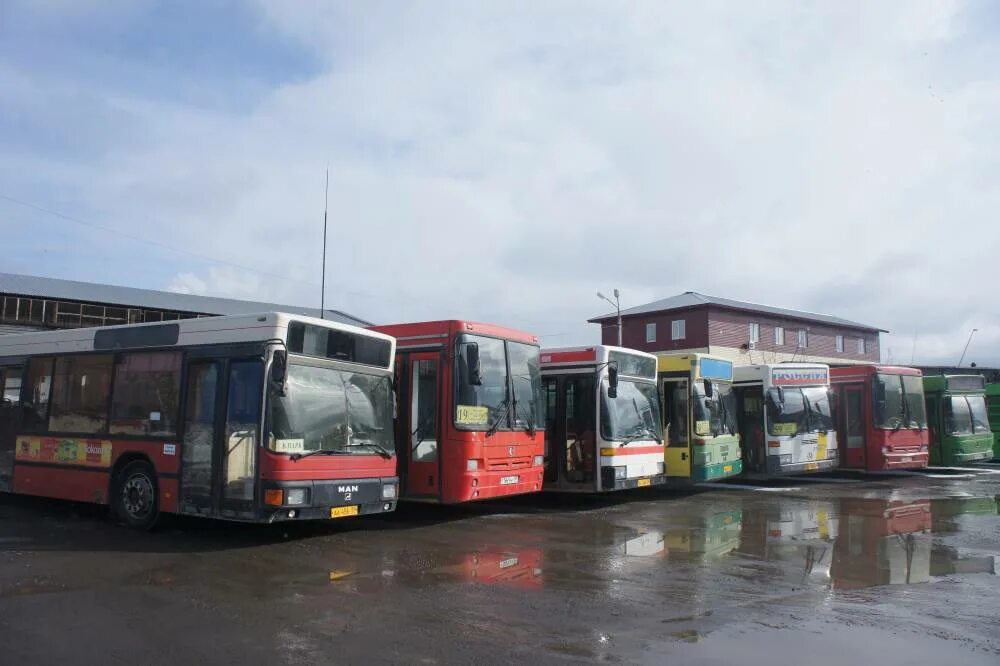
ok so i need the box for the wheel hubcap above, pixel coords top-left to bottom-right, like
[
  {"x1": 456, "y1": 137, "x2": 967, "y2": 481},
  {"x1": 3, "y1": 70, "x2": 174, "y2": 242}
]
[{"x1": 122, "y1": 473, "x2": 153, "y2": 519}]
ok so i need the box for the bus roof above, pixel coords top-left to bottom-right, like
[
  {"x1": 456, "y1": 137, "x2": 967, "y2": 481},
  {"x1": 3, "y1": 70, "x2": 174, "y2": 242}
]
[
  {"x1": 370, "y1": 320, "x2": 538, "y2": 348},
  {"x1": 540, "y1": 345, "x2": 656, "y2": 367},
  {"x1": 0, "y1": 312, "x2": 393, "y2": 360},
  {"x1": 830, "y1": 365, "x2": 922, "y2": 383},
  {"x1": 923, "y1": 374, "x2": 986, "y2": 394}
]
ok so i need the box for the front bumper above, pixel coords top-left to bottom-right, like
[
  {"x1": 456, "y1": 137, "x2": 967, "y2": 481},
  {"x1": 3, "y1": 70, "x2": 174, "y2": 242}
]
[
  {"x1": 881, "y1": 452, "x2": 929, "y2": 469},
  {"x1": 260, "y1": 476, "x2": 398, "y2": 522},
  {"x1": 693, "y1": 459, "x2": 743, "y2": 482},
  {"x1": 598, "y1": 470, "x2": 668, "y2": 491},
  {"x1": 767, "y1": 455, "x2": 838, "y2": 476}
]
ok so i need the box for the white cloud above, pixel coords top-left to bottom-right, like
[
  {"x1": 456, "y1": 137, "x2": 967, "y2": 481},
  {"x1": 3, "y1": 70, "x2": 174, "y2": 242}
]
[{"x1": 4, "y1": 1, "x2": 1000, "y2": 364}]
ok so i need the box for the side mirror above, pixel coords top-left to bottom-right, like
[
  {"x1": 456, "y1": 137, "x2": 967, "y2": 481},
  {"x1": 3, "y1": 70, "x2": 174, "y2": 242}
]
[
  {"x1": 467, "y1": 343, "x2": 482, "y2": 386},
  {"x1": 271, "y1": 349, "x2": 288, "y2": 396},
  {"x1": 608, "y1": 364, "x2": 618, "y2": 399},
  {"x1": 703, "y1": 379, "x2": 714, "y2": 398}
]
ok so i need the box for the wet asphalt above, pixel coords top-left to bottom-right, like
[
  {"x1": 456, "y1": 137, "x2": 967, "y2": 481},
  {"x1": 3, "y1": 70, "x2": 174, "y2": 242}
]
[{"x1": 1, "y1": 468, "x2": 999, "y2": 665}]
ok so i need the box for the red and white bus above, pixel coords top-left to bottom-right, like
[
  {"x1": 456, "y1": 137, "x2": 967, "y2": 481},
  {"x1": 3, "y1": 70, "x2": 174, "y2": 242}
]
[
  {"x1": 370, "y1": 320, "x2": 545, "y2": 503},
  {"x1": 0, "y1": 313, "x2": 399, "y2": 528},
  {"x1": 539, "y1": 345, "x2": 666, "y2": 492},
  {"x1": 830, "y1": 365, "x2": 929, "y2": 471}
]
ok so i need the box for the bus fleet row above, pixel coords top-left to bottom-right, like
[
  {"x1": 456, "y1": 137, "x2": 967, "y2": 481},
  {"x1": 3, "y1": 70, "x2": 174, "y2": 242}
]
[{"x1": 0, "y1": 312, "x2": 995, "y2": 529}]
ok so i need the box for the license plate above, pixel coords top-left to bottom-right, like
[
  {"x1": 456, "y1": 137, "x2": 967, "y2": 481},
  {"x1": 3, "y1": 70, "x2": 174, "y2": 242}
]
[
  {"x1": 805, "y1": 462, "x2": 819, "y2": 471},
  {"x1": 330, "y1": 505, "x2": 359, "y2": 519},
  {"x1": 723, "y1": 465, "x2": 733, "y2": 473},
  {"x1": 637, "y1": 478, "x2": 651, "y2": 487},
  {"x1": 500, "y1": 475, "x2": 519, "y2": 485},
  {"x1": 902, "y1": 456, "x2": 912, "y2": 462}
]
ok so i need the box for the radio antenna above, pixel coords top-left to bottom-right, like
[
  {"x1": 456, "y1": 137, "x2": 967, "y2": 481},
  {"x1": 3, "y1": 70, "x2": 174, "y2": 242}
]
[{"x1": 320, "y1": 167, "x2": 329, "y2": 320}]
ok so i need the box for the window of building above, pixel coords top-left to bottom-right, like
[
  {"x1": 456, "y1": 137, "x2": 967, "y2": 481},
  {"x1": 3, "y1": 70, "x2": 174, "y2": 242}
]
[
  {"x1": 857, "y1": 337, "x2": 866, "y2": 354},
  {"x1": 671, "y1": 320, "x2": 685, "y2": 341},
  {"x1": 774, "y1": 327, "x2": 784, "y2": 346},
  {"x1": 749, "y1": 323, "x2": 760, "y2": 344},
  {"x1": 835, "y1": 335, "x2": 844, "y2": 353},
  {"x1": 50, "y1": 355, "x2": 113, "y2": 433},
  {"x1": 110, "y1": 352, "x2": 183, "y2": 436},
  {"x1": 646, "y1": 323, "x2": 656, "y2": 343},
  {"x1": 798, "y1": 329, "x2": 808, "y2": 348}
]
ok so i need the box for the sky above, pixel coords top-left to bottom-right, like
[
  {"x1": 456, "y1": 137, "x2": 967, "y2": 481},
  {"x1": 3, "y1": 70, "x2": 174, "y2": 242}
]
[{"x1": 1, "y1": 1, "x2": 999, "y2": 365}]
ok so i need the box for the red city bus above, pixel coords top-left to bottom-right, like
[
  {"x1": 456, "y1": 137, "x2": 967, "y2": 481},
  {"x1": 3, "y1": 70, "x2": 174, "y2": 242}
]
[
  {"x1": 0, "y1": 313, "x2": 399, "y2": 528},
  {"x1": 370, "y1": 320, "x2": 545, "y2": 503},
  {"x1": 830, "y1": 365, "x2": 929, "y2": 471}
]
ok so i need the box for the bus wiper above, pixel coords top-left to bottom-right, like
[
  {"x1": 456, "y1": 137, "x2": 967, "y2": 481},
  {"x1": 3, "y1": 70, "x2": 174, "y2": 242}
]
[
  {"x1": 620, "y1": 426, "x2": 661, "y2": 447},
  {"x1": 512, "y1": 400, "x2": 536, "y2": 435},
  {"x1": 486, "y1": 399, "x2": 511, "y2": 437},
  {"x1": 289, "y1": 449, "x2": 352, "y2": 462},
  {"x1": 345, "y1": 441, "x2": 394, "y2": 460}
]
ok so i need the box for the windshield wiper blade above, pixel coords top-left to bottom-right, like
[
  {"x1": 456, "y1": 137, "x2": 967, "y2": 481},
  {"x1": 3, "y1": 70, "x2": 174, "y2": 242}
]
[
  {"x1": 619, "y1": 426, "x2": 661, "y2": 447},
  {"x1": 289, "y1": 449, "x2": 352, "y2": 462},
  {"x1": 345, "y1": 441, "x2": 394, "y2": 460},
  {"x1": 512, "y1": 400, "x2": 536, "y2": 435},
  {"x1": 486, "y1": 399, "x2": 511, "y2": 437}
]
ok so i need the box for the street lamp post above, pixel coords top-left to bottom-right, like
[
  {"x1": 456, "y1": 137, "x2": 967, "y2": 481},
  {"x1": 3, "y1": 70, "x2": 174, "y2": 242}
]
[
  {"x1": 597, "y1": 289, "x2": 622, "y2": 346},
  {"x1": 958, "y1": 328, "x2": 979, "y2": 367}
]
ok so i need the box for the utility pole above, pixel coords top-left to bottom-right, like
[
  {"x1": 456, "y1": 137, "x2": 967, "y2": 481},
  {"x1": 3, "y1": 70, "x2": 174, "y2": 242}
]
[
  {"x1": 320, "y1": 167, "x2": 329, "y2": 319},
  {"x1": 958, "y1": 328, "x2": 978, "y2": 367},
  {"x1": 597, "y1": 289, "x2": 622, "y2": 346}
]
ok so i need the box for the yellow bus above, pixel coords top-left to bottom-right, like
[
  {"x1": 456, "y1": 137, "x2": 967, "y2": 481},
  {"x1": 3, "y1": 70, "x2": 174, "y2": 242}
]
[{"x1": 657, "y1": 353, "x2": 743, "y2": 482}]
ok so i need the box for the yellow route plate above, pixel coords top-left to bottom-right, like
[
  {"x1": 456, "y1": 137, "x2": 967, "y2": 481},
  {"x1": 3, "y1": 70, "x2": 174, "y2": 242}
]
[
  {"x1": 805, "y1": 462, "x2": 819, "y2": 471},
  {"x1": 330, "y1": 505, "x2": 359, "y2": 518},
  {"x1": 637, "y1": 478, "x2": 651, "y2": 487},
  {"x1": 723, "y1": 465, "x2": 733, "y2": 473}
]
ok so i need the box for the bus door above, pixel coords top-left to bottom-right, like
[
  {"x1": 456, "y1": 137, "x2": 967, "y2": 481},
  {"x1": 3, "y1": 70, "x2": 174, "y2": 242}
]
[
  {"x1": 400, "y1": 352, "x2": 441, "y2": 499},
  {"x1": 0, "y1": 366, "x2": 21, "y2": 492},
  {"x1": 179, "y1": 357, "x2": 262, "y2": 518},
  {"x1": 841, "y1": 386, "x2": 866, "y2": 468},
  {"x1": 735, "y1": 386, "x2": 765, "y2": 473},
  {"x1": 661, "y1": 378, "x2": 691, "y2": 478},
  {"x1": 542, "y1": 374, "x2": 596, "y2": 489}
]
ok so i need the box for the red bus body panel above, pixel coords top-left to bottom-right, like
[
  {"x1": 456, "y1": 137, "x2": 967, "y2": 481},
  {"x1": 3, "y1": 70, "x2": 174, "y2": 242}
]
[
  {"x1": 259, "y1": 450, "x2": 395, "y2": 482},
  {"x1": 371, "y1": 320, "x2": 545, "y2": 504},
  {"x1": 830, "y1": 366, "x2": 929, "y2": 471}
]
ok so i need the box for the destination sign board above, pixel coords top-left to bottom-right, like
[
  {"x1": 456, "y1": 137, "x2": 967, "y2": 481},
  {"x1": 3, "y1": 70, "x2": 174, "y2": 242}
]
[{"x1": 771, "y1": 367, "x2": 829, "y2": 386}]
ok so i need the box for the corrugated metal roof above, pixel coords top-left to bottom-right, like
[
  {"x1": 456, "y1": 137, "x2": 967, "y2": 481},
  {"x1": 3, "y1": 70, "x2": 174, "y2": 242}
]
[
  {"x1": 0, "y1": 272, "x2": 371, "y2": 327},
  {"x1": 588, "y1": 291, "x2": 886, "y2": 332}
]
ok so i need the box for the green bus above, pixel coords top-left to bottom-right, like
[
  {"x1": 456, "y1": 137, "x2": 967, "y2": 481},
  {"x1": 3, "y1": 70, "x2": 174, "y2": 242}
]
[
  {"x1": 985, "y1": 383, "x2": 1000, "y2": 460},
  {"x1": 922, "y1": 375, "x2": 993, "y2": 465}
]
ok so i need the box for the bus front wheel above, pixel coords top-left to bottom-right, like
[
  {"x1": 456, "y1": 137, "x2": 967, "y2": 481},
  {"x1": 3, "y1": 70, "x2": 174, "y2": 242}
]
[{"x1": 113, "y1": 460, "x2": 160, "y2": 530}]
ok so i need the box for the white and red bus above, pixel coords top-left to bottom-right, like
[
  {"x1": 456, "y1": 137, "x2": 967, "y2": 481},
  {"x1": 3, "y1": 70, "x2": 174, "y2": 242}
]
[
  {"x1": 539, "y1": 346, "x2": 665, "y2": 492},
  {"x1": 370, "y1": 320, "x2": 545, "y2": 503},
  {"x1": 0, "y1": 313, "x2": 399, "y2": 528}
]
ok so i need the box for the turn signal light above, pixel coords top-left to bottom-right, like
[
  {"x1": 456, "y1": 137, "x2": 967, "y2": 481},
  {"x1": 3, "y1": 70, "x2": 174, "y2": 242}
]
[
  {"x1": 264, "y1": 489, "x2": 283, "y2": 506},
  {"x1": 767, "y1": 441, "x2": 781, "y2": 449}
]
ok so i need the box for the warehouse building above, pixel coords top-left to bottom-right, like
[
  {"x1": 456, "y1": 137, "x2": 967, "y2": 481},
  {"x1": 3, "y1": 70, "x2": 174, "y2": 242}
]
[
  {"x1": 0, "y1": 272, "x2": 369, "y2": 335},
  {"x1": 589, "y1": 291, "x2": 884, "y2": 366}
]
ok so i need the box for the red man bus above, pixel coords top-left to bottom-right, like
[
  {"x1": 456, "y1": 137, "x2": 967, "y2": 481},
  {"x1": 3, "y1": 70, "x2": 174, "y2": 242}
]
[
  {"x1": 830, "y1": 365, "x2": 929, "y2": 471},
  {"x1": 370, "y1": 320, "x2": 545, "y2": 503},
  {"x1": 0, "y1": 313, "x2": 399, "y2": 528}
]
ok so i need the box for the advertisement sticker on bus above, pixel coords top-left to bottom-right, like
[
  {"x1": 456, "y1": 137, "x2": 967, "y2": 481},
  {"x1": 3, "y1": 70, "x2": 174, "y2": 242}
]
[
  {"x1": 698, "y1": 357, "x2": 733, "y2": 381},
  {"x1": 456, "y1": 405, "x2": 489, "y2": 425},
  {"x1": 771, "y1": 367, "x2": 829, "y2": 386},
  {"x1": 15, "y1": 437, "x2": 112, "y2": 468}
]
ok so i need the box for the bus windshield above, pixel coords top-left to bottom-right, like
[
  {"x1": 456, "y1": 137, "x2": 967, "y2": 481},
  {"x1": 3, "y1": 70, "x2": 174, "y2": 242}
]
[
  {"x1": 455, "y1": 335, "x2": 541, "y2": 431},
  {"x1": 969, "y1": 395, "x2": 990, "y2": 434},
  {"x1": 766, "y1": 386, "x2": 833, "y2": 436},
  {"x1": 509, "y1": 341, "x2": 544, "y2": 431},
  {"x1": 873, "y1": 373, "x2": 905, "y2": 429},
  {"x1": 267, "y1": 363, "x2": 393, "y2": 455},
  {"x1": 692, "y1": 382, "x2": 737, "y2": 437},
  {"x1": 945, "y1": 396, "x2": 973, "y2": 436},
  {"x1": 600, "y1": 379, "x2": 661, "y2": 441},
  {"x1": 901, "y1": 375, "x2": 927, "y2": 429}
]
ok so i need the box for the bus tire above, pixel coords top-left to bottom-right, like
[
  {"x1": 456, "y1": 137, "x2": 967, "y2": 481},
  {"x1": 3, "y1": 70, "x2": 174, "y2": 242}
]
[{"x1": 113, "y1": 460, "x2": 160, "y2": 530}]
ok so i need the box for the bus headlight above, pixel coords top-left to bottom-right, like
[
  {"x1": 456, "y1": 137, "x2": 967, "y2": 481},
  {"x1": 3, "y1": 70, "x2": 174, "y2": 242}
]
[
  {"x1": 285, "y1": 488, "x2": 309, "y2": 506},
  {"x1": 614, "y1": 466, "x2": 627, "y2": 480},
  {"x1": 381, "y1": 484, "x2": 397, "y2": 500},
  {"x1": 467, "y1": 459, "x2": 480, "y2": 471},
  {"x1": 533, "y1": 455, "x2": 544, "y2": 467}
]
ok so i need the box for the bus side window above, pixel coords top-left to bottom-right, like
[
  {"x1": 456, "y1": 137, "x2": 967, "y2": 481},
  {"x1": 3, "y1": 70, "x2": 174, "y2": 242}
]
[
  {"x1": 50, "y1": 355, "x2": 113, "y2": 434},
  {"x1": 1, "y1": 368, "x2": 22, "y2": 405},
  {"x1": 21, "y1": 357, "x2": 54, "y2": 432}
]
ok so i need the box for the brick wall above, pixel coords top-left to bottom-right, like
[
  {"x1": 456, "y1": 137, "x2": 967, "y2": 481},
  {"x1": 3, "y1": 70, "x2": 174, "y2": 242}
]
[{"x1": 707, "y1": 308, "x2": 879, "y2": 363}]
